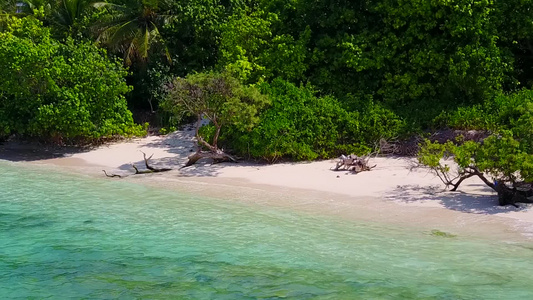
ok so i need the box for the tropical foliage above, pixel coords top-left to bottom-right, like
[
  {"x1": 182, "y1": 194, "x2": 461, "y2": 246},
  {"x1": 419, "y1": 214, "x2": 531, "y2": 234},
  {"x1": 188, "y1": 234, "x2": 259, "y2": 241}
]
[
  {"x1": 220, "y1": 79, "x2": 402, "y2": 162},
  {"x1": 0, "y1": 0, "x2": 533, "y2": 183},
  {"x1": 92, "y1": 0, "x2": 173, "y2": 66},
  {"x1": 0, "y1": 16, "x2": 142, "y2": 142}
]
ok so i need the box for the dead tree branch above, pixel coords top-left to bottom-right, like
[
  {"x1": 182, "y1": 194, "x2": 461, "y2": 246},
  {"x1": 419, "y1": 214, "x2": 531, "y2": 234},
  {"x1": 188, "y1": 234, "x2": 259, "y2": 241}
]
[
  {"x1": 140, "y1": 151, "x2": 172, "y2": 172},
  {"x1": 130, "y1": 151, "x2": 172, "y2": 174},
  {"x1": 102, "y1": 170, "x2": 123, "y2": 178},
  {"x1": 103, "y1": 152, "x2": 172, "y2": 177},
  {"x1": 332, "y1": 153, "x2": 376, "y2": 173},
  {"x1": 181, "y1": 115, "x2": 237, "y2": 168},
  {"x1": 181, "y1": 149, "x2": 237, "y2": 169}
]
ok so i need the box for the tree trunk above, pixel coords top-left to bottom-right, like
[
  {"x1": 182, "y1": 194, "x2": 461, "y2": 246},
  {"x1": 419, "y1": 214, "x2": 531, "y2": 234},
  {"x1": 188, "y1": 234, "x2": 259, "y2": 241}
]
[
  {"x1": 212, "y1": 124, "x2": 222, "y2": 151},
  {"x1": 181, "y1": 150, "x2": 236, "y2": 169},
  {"x1": 496, "y1": 185, "x2": 533, "y2": 207},
  {"x1": 183, "y1": 116, "x2": 236, "y2": 168},
  {"x1": 434, "y1": 166, "x2": 533, "y2": 207}
]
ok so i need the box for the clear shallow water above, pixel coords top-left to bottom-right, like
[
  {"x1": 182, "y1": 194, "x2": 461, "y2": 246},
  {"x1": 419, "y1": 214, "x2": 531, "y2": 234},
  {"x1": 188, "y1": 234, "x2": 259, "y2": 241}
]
[{"x1": 1, "y1": 162, "x2": 533, "y2": 299}]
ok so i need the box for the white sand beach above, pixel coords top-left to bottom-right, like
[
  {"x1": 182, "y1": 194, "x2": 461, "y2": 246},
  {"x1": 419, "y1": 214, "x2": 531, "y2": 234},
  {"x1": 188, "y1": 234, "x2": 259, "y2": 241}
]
[{"x1": 3, "y1": 126, "x2": 533, "y2": 241}]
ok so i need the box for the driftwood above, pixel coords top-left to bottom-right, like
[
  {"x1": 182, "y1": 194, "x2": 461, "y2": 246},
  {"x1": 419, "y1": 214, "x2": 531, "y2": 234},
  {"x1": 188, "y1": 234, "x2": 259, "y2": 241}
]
[
  {"x1": 181, "y1": 119, "x2": 237, "y2": 168},
  {"x1": 103, "y1": 151, "x2": 172, "y2": 177},
  {"x1": 103, "y1": 170, "x2": 123, "y2": 178},
  {"x1": 132, "y1": 151, "x2": 172, "y2": 174},
  {"x1": 332, "y1": 154, "x2": 376, "y2": 173},
  {"x1": 181, "y1": 149, "x2": 237, "y2": 169}
]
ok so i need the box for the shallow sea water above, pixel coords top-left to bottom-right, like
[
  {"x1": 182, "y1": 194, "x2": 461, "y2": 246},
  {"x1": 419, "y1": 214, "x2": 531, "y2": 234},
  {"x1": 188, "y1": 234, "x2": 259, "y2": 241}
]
[{"x1": 1, "y1": 161, "x2": 533, "y2": 299}]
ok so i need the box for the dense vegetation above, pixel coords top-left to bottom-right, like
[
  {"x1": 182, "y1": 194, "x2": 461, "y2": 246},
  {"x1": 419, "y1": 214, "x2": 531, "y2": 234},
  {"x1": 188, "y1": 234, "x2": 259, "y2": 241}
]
[
  {"x1": 1, "y1": 1, "x2": 533, "y2": 173},
  {"x1": 0, "y1": 15, "x2": 143, "y2": 142}
]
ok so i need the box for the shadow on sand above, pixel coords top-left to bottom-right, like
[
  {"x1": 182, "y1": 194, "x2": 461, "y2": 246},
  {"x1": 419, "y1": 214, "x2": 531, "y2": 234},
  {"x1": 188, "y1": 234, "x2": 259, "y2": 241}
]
[
  {"x1": 0, "y1": 141, "x2": 90, "y2": 162},
  {"x1": 112, "y1": 130, "x2": 259, "y2": 177},
  {"x1": 388, "y1": 183, "x2": 530, "y2": 214}
]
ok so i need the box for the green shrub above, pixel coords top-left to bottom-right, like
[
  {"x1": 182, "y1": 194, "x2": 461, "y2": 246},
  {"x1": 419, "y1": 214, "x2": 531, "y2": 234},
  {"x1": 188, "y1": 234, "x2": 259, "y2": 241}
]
[
  {"x1": 0, "y1": 17, "x2": 143, "y2": 142},
  {"x1": 418, "y1": 90, "x2": 533, "y2": 205},
  {"x1": 433, "y1": 105, "x2": 493, "y2": 130},
  {"x1": 490, "y1": 89, "x2": 533, "y2": 130},
  {"x1": 355, "y1": 98, "x2": 407, "y2": 142},
  {"x1": 432, "y1": 89, "x2": 533, "y2": 131},
  {"x1": 221, "y1": 79, "x2": 401, "y2": 162}
]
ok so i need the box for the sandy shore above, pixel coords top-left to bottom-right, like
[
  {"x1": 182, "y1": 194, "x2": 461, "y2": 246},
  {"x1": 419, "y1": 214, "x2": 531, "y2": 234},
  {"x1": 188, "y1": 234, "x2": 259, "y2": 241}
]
[{"x1": 2, "y1": 127, "x2": 533, "y2": 240}]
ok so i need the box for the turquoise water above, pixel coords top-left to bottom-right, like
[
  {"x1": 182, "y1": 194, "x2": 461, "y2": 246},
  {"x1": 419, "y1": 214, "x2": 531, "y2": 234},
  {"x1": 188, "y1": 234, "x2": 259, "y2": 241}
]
[{"x1": 1, "y1": 162, "x2": 533, "y2": 299}]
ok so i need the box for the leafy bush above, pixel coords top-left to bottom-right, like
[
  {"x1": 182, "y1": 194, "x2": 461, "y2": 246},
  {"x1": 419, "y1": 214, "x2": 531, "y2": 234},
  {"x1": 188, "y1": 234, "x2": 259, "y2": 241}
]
[
  {"x1": 161, "y1": 71, "x2": 269, "y2": 150},
  {"x1": 0, "y1": 16, "x2": 143, "y2": 142},
  {"x1": 490, "y1": 89, "x2": 533, "y2": 131},
  {"x1": 218, "y1": 9, "x2": 310, "y2": 84},
  {"x1": 432, "y1": 89, "x2": 533, "y2": 131},
  {"x1": 433, "y1": 105, "x2": 493, "y2": 130},
  {"x1": 345, "y1": 94, "x2": 407, "y2": 142},
  {"x1": 221, "y1": 79, "x2": 403, "y2": 162}
]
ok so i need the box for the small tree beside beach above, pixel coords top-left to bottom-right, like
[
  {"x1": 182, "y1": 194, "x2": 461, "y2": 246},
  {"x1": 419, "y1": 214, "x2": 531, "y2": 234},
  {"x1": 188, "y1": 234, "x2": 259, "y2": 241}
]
[
  {"x1": 161, "y1": 71, "x2": 269, "y2": 167},
  {"x1": 418, "y1": 90, "x2": 533, "y2": 207}
]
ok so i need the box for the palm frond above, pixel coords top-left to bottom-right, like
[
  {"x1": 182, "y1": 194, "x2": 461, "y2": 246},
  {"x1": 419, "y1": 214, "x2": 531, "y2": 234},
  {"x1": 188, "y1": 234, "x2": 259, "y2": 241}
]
[
  {"x1": 54, "y1": 0, "x2": 101, "y2": 27},
  {"x1": 149, "y1": 20, "x2": 171, "y2": 63},
  {"x1": 138, "y1": 26, "x2": 150, "y2": 59},
  {"x1": 91, "y1": 1, "x2": 129, "y2": 12},
  {"x1": 100, "y1": 19, "x2": 138, "y2": 49},
  {"x1": 91, "y1": 0, "x2": 174, "y2": 66},
  {"x1": 124, "y1": 39, "x2": 136, "y2": 66}
]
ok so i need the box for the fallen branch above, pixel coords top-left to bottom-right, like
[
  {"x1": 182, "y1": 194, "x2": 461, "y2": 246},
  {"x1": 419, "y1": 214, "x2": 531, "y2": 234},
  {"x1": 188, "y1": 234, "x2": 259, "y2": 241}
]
[
  {"x1": 103, "y1": 152, "x2": 172, "y2": 177},
  {"x1": 332, "y1": 153, "x2": 376, "y2": 173},
  {"x1": 131, "y1": 151, "x2": 172, "y2": 174},
  {"x1": 181, "y1": 150, "x2": 237, "y2": 169},
  {"x1": 139, "y1": 151, "x2": 172, "y2": 172},
  {"x1": 180, "y1": 114, "x2": 238, "y2": 168},
  {"x1": 102, "y1": 170, "x2": 123, "y2": 178}
]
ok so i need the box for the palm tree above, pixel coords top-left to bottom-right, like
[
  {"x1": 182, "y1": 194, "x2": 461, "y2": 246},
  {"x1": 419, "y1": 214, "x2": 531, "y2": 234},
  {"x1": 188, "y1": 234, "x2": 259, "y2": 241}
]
[
  {"x1": 54, "y1": 0, "x2": 99, "y2": 30},
  {"x1": 93, "y1": 0, "x2": 173, "y2": 66}
]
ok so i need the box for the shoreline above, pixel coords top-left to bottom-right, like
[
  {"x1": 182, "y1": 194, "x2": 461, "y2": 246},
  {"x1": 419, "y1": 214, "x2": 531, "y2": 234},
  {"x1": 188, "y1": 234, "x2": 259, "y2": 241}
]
[{"x1": 1, "y1": 130, "x2": 533, "y2": 242}]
